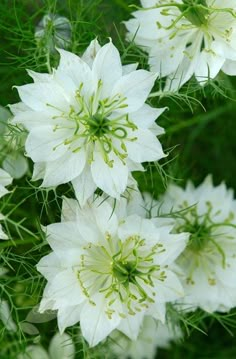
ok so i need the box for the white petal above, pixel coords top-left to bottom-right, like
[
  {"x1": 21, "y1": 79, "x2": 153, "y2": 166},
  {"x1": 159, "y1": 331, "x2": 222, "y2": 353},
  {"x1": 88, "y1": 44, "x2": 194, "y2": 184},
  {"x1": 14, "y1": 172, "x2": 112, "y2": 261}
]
[
  {"x1": 18, "y1": 345, "x2": 49, "y2": 359},
  {"x1": 45, "y1": 221, "x2": 85, "y2": 252},
  {"x1": 222, "y1": 59, "x2": 236, "y2": 75},
  {"x1": 57, "y1": 48, "x2": 94, "y2": 98},
  {"x1": 81, "y1": 39, "x2": 102, "y2": 67},
  {"x1": 112, "y1": 70, "x2": 157, "y2": 113},
  {"x1": 75, "y1": 199, "x2": 118, "y2": 242},
  {"x1": 3, "y1": 153, "x2": 28, "y2": 179},
  {"x1": 61, "y1": 197, "x2": 79, "y2": 222},
  {"x1": 92, "y1": 41, "x2": 122, "y2": 99},
  {"x1": 0, "y1": 224, "x2": 8, "y2": 240},
  {"x1": 91, "y1": 150, "x2": 128, "y2": 198},
  {"x1": 46, "y1": 270, "x2": 84, "y2": 307},
  {"x1": 129, "y1": 104, "x2": 166, "y2": 131},
  {"x1": 118, "y1": 215, "x2": 159, "y2": 243},
  {"x1": 195, "y1": 49, "x2": 225, "y2": 84},
  {"x1": 122, "y1": 63, "x2": 138, "y2": 75},
  {"x1": 15, "y1": 82, "x2": 70, "y2": 112},
  {"x1": 117, "y1": 312, "x2": 144, "y2": 340},
  {"x1": 42, "y1": 150, "x2": 86, "y2": 187},
  {"x1": 49, "y1": 333, "x2": 75, "y2": 359},
  {"x1": 0, "y1": 300, "x2": 17, "y2": 332},
  {"x1": 25, "y1": 126, "x2": 70, "y2": 162},
  {"x1": 148, "y1": 39, "x2": 186, "y2": 77},
  {"x1": 72, "y1": 165, "x2": 97, "y2": 207},
  {"x1": 126, "y1": 128, "x2": 166, "y2": 163},
  {"x1": 27, "y1": 69, "x2": 52, "y2": 83},
  {"x1": 36, "y1": 252, "x2": 61, "y2": 281},
  {"x1": 0, "y1": 168, "x2": 12, "y2": 188},
  {"x1": 32, "y1": 163, "x2": 46, "y2": 181},
  {"x1": 58, "y1": 305, "x2": 82, "y2": 333},
  {"x1": 80, "y1": 293, "x2": 120, "y2": 347}
]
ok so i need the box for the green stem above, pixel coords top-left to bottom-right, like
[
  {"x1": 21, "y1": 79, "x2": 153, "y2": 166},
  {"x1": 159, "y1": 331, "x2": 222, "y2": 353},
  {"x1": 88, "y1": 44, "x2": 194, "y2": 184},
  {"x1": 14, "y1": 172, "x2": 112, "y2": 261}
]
[{"x1": 0, "y1": 237, "x2": 40, "y2": 250}]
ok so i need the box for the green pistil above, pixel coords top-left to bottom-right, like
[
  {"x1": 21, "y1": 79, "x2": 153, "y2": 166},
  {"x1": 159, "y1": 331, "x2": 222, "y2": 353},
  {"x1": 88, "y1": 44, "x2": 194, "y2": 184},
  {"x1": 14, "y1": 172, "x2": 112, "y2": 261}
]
[
  {"x1": 187, "y1": 223, "x2": 211, "y2": 252},
  {"x1": 176, "y1": 204, "x2": 227, "y2": 267},
  {"x1": 87, "y1": 114, "x2": 110, "y2": 138},
  {"x1": 182, "y1": 3, "x2": 209, "y2": 27},
  {"x1": 112, "y1": 260, "x2": 142, "y2": 285}
]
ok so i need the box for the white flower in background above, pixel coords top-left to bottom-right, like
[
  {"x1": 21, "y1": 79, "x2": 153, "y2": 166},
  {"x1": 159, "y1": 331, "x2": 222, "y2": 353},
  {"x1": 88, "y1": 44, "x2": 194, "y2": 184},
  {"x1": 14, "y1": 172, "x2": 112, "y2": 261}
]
[
  {"x1": 18, "y1": 333, "x2": 75, "y2": 359},
  {"x1": 37, "y1": 196, "x2": 188, "y2": 347},
  {"x1": 0, "y1": 105, "x2": 28, "y2": 179},
  {"x1": 0, "y1": 299, "x2": 17, "y2": 332},
  {"x1": 0, "y1": 267, "x2": 17, "y2": 332},
  {"x1": 159, "y1": 175, "x2": 236, "y2": 312},
  {"x1": 0, "y1": 168, "x2": 12, "y2": 240},
  {"x1": 35, "y1": 13, "x2": 72, "y2": 52},
  {"x1": 0, "y1": 105, "x2": 10, "y2": 134},
  {"x1": 11, "y1": 39, "x2": 166, "y2": 205},
  {"x1": 125, "y1": 0, "x2": 236, "y2": 91},
  {"x1": 110, "y1": 316, "x2": 181, "y2": 359}
]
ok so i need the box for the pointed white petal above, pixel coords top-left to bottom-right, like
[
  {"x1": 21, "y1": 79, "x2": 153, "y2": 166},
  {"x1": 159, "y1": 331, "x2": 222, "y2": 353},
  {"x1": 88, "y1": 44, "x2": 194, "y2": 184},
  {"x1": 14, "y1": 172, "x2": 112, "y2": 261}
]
[
  {"x1": 42, "y1": 149, "x2": 86, "y2": 187},
  {"x1": 126, "y1": 128, "x2": 166, "y2": 163},
  {"x1": 92, "y1": 41, "x2": 123, "y2": 99},
  {"x1": 49, "y1": 333, "x2": 75, "y2": 359},
  {"x1": 72, "y1": 165, "x2": 97, "y2": 207},
  {"x1": 91, "y1": 150, "x2": 128, "y2": 198},
  {"x1": 112, "y1": 70, "x2": 157, "y2": 113},
  {"x1": 80, "y1": 294, "x2": 120, "y2": 347}
]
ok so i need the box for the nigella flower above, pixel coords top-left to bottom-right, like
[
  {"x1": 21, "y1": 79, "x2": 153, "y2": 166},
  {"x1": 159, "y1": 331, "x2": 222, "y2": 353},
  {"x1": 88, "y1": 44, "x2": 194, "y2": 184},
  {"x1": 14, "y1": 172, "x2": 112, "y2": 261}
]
[
  {"x1": 125, "y1": 1, "x2": 236, "y2": 90},
  {"x1": 0, "y1": 168, "x2": 12, "y2": 240},
  {"x1": 10, "y1": 39, "x2": 166, "y2": 205},
  {"x1": 110, "y1": 316, "x2": 181, "y2": 359},
  {"x1": 159, "y1": 175, "x2": 236, "y2": 312},
  {"x1": 35, "y1": 13, "x2": 72, "y2": 52},
  {"x1": 37, "y1": 197, "x2": 188, "y2": 347}
]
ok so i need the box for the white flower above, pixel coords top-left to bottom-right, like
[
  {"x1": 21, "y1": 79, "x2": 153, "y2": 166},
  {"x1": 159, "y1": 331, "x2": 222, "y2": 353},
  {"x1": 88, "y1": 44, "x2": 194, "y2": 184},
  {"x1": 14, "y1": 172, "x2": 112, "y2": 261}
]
[
  {"x1": 35, "y1": 13, "x2": 72, "y2": 52},
  {"x1": 110, "y1": 316, "x2": 181, "y2": 359},
  {"x1": 0, "y1": 168, "x2": 12, "y2": 240},
  {"x1": 0, "y1": 266, "x2": 17, "y2": 332},
  {"x1": 0, "y1": 300, "x2": 17, "y2": 332},
  {"x1": 125, "y1": 0, "x2": 236, "y2": 90},
  {"x1": 0, "y1": 106, "x2": 28, "y2": 179},
  {"x1": 18, "y1": 332, "x2": 75, "y2": 359},
  {"x1": 37, "y1": 196, "x2": 188, "y2": 347},
  {"x1": 11, "y1": 39, "x2": 166, "y2": 205},
  {"x1": 159, "y1": 175, "x2": 236, "y2": 312}
]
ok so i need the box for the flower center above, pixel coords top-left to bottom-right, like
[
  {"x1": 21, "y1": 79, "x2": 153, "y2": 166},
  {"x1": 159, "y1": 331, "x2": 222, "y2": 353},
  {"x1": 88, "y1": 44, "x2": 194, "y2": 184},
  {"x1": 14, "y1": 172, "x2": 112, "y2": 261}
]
[
  {"x1": 50, "y1": 80, "x2": 138, "y2": 167},
  {"x1": 86, "y1": 114, "x2": 110, "y2": 138},
  {"x1": 77, "y1": 233, "x2": 166, "y2": 318}
]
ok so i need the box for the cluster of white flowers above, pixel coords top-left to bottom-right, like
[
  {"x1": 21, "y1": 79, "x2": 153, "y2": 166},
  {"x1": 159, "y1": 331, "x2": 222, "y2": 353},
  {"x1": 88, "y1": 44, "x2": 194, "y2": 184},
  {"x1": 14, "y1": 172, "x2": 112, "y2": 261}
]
[
  {"x1": 2, "y1": 1, "x2": 236, "y2": 357},
  {"x1": 125, "y1": 0, "x2": 236, "y2": 90}
]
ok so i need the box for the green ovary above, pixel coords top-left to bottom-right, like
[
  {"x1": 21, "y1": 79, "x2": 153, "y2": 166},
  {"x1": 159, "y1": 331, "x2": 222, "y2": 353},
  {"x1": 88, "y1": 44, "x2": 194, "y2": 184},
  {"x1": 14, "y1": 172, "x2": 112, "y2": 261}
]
[
  {"x1": 182, "y1": 1, "x2": 209, "y2": 27},
  {"x1": 187, "y1": 223, "x2": 211, "y2": 252},
  {"x1": 87, "y1": 114, "x2": 111, "y2": 138}
]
